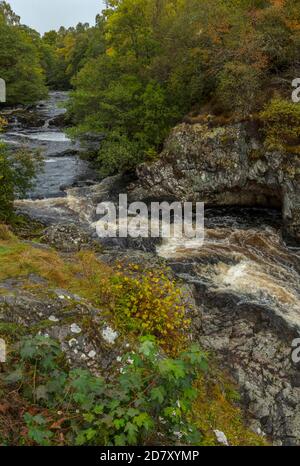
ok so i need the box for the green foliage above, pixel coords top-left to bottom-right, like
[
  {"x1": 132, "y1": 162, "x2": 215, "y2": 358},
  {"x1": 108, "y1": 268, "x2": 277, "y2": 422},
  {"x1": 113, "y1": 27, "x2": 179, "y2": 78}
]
[
  {"x1": 0, "y1": 143, "x2": 14, "y2": 221},
  {"x1": 260, "y1": 98, "x2": 300, "y2": 152},
  {"x1": 111, "y1": 266, "x2": 191, "y2": 355},
  {"x1": 64, "y1": 0, "x2": 300, "y2": 175},
  {"x1": 0, "y1": 2, "x2": 47, "y2": 105},
  {"x1": 41, "y1": 20, "x2": 106, "y2": 90},
  {"x1": 97, "y1": 132, "x2": 142, "y2": 177},
  {"x1": 216, "y1": 62, "x2": 263, "y2": 116},
  {"x1": 2, "y1": 334, "x2": 207, "y2": 446},
  {"x1": 0, "y1": 138, "x2": 43, "y2": 222},
  {"x1": 23, "y1": 413, "x2": 54, "y2": 446},
  {"x1": 1, "y1": 0, "x2": 299, "y2": 170}
]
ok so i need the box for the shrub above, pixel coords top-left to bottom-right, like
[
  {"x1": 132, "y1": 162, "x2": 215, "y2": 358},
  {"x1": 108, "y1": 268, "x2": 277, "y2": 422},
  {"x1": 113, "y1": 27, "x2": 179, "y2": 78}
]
[
  {"x1": 97, "y1": 131, "x2": 143, "y2": 177},
  {"x1": 2, "y1": 335, "x2": 207, "y2": 446},
  {"x1": 216, "y1": 62, "x2": 262, "y2": 117},
  {"x1": 0, "y1": 142, "x2": 43, "y2": 222},
  {"x1": 111, "y1": 267, "x2": 191, "y2": 355},
  {"x1": 260, "y1": 98, "x2": 300, "y2": 152},
  {"x1": 0, "y1": 224, "x2": 15, "y2": 241}
]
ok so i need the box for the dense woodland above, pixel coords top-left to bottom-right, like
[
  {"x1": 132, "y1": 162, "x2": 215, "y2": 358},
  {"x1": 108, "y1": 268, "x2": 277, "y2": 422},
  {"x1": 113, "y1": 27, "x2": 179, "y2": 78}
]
[{"x1": 1, "y1": 0, "x2": 300, "y2": 178}]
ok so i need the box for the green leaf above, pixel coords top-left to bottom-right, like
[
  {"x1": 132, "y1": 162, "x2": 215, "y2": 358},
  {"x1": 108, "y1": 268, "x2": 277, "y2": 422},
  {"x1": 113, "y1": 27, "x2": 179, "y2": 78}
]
[
  {"x1": 75, "y1": 431, "x2": 86, "y2": 446},
  {"x1": 83, "y1": 413, "x2": 95, "y2": 423},
  {"x1": 127, "y1": 407, "x2": 140, "y2": 418},
  {"x1": 85, "y1": 428, "x2": 97, "y2": 441},
  {"x1": 133, "y1": 412, "x2": 154, "y2": 431},
  {"x1": 113, "y1": 418, "x2": 125, "y2": 429},
  {"x1": 5, "y1": 368, "x2": 23, "y2": 384},
  {"x1": 28, "y1": 428, "x2": 53, "y2": 446},
  {"x1": 124, "y1": 422, "x2": 138, "y2": 445},
  {"x1": 139, "y1": 339, "x2": 156, "y2": 358},
  {"x1": 114, "y1": 434, "x2": 126, "y2": 446},
  {"x1": 93, "y1": 404, "x2": 104, "y2": 415},
  {"x1": 159, "y1": 359, "x2": 186, "y2": 380},
  {"x1": 150, "y1": 386, "x2": 165, "y2": 404}
]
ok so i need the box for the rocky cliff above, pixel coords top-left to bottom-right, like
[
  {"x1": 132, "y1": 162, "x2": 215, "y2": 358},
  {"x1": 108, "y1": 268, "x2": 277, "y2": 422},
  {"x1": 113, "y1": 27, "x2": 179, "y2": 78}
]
[{"x1": 131, "y1": 121, "x2": 300, "y2": 244}]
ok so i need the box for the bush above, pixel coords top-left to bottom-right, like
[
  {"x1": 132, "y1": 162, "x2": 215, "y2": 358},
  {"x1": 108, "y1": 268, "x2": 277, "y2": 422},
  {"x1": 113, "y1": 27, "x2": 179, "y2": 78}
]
[
  {"x1": 0, "y1": 10, "x2": 47, "y2": 105},
  {"x1": 2, "y1": 335, "x2": 207, "y2": 446},
  {"x1": 111, "y1": 267, "x2": 191, "y2": 355},
  {"x1": 0, "y1": 224, "x2": 15, "y2": 241},
  {"x1": 97, "y1": 131, "x2": 143, "y2": 177},
  {"x1": 216, "y1": 62, "x2": 262, "y2": 116},
  {"x1": 260, "y1": 98, "x2": 300, "y2": 152},
  {"x1": 0, "y1": 142, "x2": 43, "y2": 222}
]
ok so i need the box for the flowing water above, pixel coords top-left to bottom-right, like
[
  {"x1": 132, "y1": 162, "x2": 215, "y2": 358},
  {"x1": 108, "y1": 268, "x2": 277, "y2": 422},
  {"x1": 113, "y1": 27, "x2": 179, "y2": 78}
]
[
  {"x1": 157, "y1": 207, "x2": 300, "y2": 330},
  {"x1": 4, "y1": 91, "x2": 300, "y2": 330},
  {"x1": 3, "y1": 92, "x2": 300, "y2": 443},
  {"x1": 3, "y1": 91, "x2": 93, "y2": 199}
]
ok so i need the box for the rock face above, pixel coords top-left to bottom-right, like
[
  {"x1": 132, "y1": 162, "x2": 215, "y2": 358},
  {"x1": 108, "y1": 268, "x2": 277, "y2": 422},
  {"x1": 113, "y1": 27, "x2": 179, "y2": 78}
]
[
  {"x1": 158, "y1": 220, "x2": 300, "y2": 446},
  {"x1": 131, "y1": 121, "x2": 300, "y2": 244},
  {"x1": 187, "y1": 277, "x2": 300, "y2": 446},
  {"x1": 131, "y1": 119, "x2": 300, "y2": 444},
  {"x1": 0, "y1": 276, "x2": 123, "y2": 374}
]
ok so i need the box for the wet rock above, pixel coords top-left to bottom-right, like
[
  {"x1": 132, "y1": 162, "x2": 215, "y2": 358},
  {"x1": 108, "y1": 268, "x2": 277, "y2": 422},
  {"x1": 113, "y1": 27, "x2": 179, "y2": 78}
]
[
  {"x1": 48, "y1": 112, "x2": 72, "y2": 128},
  {"x1": 2, "y1": 108, "x2": 45, "y2": 128},
  {"x1": 99, "y1": 235, "x2": 161, "y2": 253},
  {"x1": 42, "y1": 223, "x2": 101, "y2": 253},
  {"x1": 79, "y1": 132, "x2": 105, "y2": 152}
]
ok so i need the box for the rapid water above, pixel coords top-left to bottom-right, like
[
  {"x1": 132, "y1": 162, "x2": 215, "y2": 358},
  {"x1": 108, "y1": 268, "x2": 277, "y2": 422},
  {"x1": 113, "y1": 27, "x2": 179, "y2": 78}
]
[
  {"x1": 157, "y1": 207, "x2": 300, "y2": 330},
  {"x1": 3, "y1": 91, "x2": 93, "y2": 199},
  {"x1": 4, "y1": 94, "x2": 300, "y2": 443}
]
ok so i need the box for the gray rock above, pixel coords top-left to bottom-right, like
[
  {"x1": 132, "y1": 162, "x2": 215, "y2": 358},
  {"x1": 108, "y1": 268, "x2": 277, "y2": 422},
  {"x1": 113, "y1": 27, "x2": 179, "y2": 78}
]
[
  {"x1": 42, "y1": 223, "x2": 101, "y2": 252},
  {"x1": 130, "y1": 121, "x2": 300, "y2": 244},
  {"x1": 0, "y1": 281, "x2": 124, "y2": 373}
]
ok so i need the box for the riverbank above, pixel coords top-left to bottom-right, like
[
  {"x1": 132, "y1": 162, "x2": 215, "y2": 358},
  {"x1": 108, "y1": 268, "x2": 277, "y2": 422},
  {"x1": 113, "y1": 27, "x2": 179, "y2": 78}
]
[{"x1": 0, "y1": 224, "x2": 266, "y2": 446}]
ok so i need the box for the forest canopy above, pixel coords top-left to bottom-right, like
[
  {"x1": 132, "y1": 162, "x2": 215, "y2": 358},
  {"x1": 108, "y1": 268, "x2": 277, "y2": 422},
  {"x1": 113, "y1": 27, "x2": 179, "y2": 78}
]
[
  {"x1": 0, "y1": 0, "x2": 299, "y2": 173},
  {"x1": 0, "y1": 2, "x2": 48, "y2": 105},
  {"x1": 65, "y1": 0, "x2": 300, "y2": 175}
]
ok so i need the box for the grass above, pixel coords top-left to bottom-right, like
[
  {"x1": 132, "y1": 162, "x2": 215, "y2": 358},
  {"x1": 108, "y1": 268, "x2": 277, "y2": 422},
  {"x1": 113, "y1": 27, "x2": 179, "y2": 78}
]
[
  {"x1": 0, "y1": 224, "x2": 16, "y2": 241},
  {"x1": 0, "y1": 231, "x2": 112, "y2": 298},
  {"x1": 192, "y1": 370, "x2": 268, "y2": 446}
]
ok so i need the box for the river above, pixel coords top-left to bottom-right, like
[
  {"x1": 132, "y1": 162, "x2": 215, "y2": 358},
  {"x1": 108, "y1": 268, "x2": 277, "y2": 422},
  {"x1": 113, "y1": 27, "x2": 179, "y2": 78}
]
[
  {"x1": 3, "y1": 91, "x2": 93, "y2": 199},
  {"x1": 3, "y1": 91, "x2": 300, "y2": 443},
  {"x1": 5, "y1": 92, "x2": 300, "y2": 326}
]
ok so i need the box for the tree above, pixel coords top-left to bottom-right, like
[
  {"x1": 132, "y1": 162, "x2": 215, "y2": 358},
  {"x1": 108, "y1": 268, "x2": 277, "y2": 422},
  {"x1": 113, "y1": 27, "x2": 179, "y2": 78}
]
[
  {"x1": 66, "y1": 0, "x2": 300, "y2": 175},
  {"x1": 0, "y1": 6, "x2": 47, "y2": 105},
  {"x1": 0, "y1": 119, "x2": 43, "y2": 221},
  {"x1": 0, "y1": 0, "x2": 20, "y2": 25}
]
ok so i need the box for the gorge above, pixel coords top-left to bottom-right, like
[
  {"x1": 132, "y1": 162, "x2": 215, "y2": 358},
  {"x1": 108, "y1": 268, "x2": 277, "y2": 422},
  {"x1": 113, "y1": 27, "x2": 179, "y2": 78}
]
[
  {"x1": 1, "y1": 0, "x2": 300, "y2": 448},
  {"x1": 2, "y1": 92, "x2": 300, "y2": 445}
]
